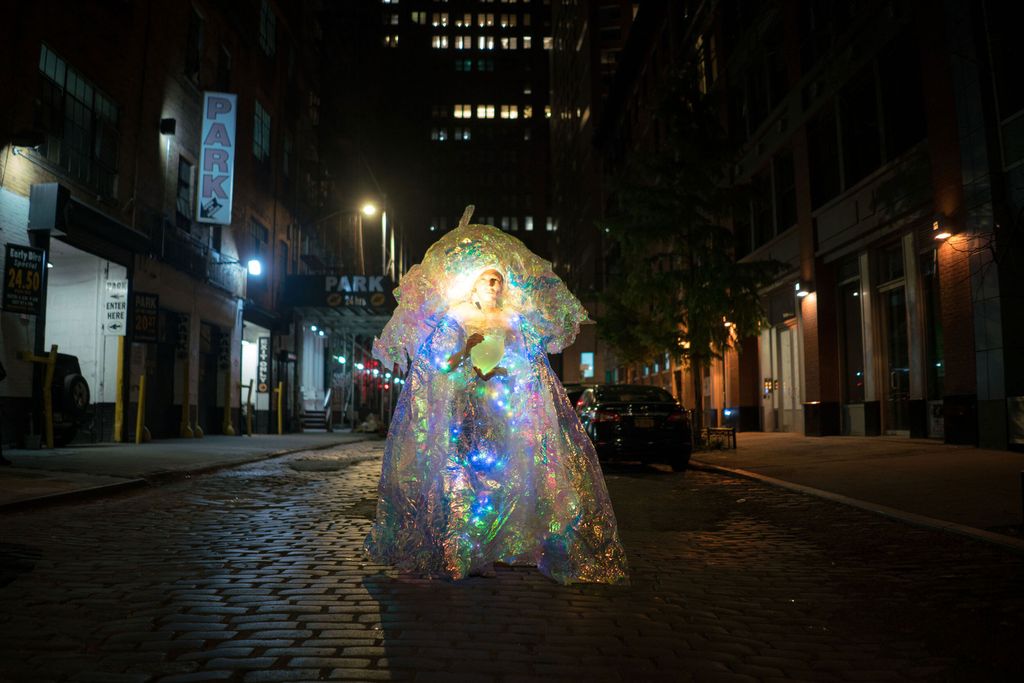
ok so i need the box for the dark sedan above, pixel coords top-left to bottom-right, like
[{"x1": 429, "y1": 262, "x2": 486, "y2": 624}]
[{"x1": 577, "y1": 384, "x2": 693, "y2": 471}]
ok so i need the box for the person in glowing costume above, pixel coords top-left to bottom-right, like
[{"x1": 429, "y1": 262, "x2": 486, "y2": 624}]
[{"x1": 365, "y1": 207, "x2": 628, "y2": 584}]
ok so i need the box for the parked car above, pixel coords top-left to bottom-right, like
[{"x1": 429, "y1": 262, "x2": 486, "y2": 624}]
[
  {"x1": 51, "y1": 353, "x2": 91, "y2": 446},
  {"x1": 562, "y1": 382, "x2": 598, "y2": 411},
  {"x1": 577, "y1": 384, "x2": 692, "y2": 471}
]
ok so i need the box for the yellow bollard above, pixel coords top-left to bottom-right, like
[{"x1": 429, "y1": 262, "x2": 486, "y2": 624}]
[
  {"x1": 180, "y1": 356, "x2": 193, "y2": 438},
  {"x1": 244, "y1": 379, "x2": 254, "y2": 436},
  {"x1": 135, "y1": 373, "x2": 147, "y2": 445},
  {"x1": 20, "y1": 345, "x2": 58, "y2": 448},
  {"x1": 223, "y1": 369, "x2": 235, "y2": 436},
  {"x1": 113, "y1": 336, "x2": 124, "y2": 442},
  {"x1": 275, "y1": 381, "x2": 283, "y2": 435}
]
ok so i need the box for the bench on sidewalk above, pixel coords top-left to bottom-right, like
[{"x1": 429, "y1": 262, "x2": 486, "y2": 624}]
[{"x1": 701, "y1": 426, "x2": 737, "y2": 450}]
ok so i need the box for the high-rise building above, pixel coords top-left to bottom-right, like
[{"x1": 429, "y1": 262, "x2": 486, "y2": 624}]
[{"x1": 322, "y1": 0, "x2": 554, "y2": 265}]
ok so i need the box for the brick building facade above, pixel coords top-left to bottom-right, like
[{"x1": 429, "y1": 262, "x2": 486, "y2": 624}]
[
  {"x1": 552, "y1": 0, "x2": 1023, "y2": 450},
  {"x1": 0, "y1": 0, "x2": 330, "y2": 444}
]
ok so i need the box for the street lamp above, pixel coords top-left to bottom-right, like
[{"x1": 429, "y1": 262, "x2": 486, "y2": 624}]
[{"x1": 360, "y1": 200, "x2": 391, "y2": 277}]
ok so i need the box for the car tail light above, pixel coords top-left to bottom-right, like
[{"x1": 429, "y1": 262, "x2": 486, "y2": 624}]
[{"x1": 593, "y1": 409, "x2": 621, "y2": 423}]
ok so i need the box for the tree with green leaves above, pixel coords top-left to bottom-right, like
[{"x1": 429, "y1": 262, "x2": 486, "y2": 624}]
[{"x1": 599, "y1": 75, "x2": 785, "y2": 441}]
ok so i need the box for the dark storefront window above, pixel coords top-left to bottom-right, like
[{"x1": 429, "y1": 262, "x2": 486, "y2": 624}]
[
  {"x1": 774, "y1": 150, "x2": 797, "y2": 232},
  {"x1": 839, "y1": 65, "x2": 882, "y2": 188},
  {"x1": 839, "y1": 279, "x2": 865, "y2": 403},
  {"x1": 36, "y1": 44, "x2": 119, "y2": 198},
  {"x1": 920, "y1": 249, "x2": 945, "y2": 399},
  {"x1": 879, "y1": 34, "x2": 927, "y2": 160},
  {"x1": 808, "y1": 104, "x2": 841, "y2": 208},
  {"x1": 877, "y1": 241, "x2": 904, "y2": 283}
]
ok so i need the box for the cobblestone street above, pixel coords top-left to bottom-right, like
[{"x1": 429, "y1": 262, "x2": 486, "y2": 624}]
[{"x1": 1, "y1": 440, "x2": 1022, "y2": 682}]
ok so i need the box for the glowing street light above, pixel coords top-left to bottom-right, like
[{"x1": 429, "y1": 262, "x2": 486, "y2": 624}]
[{"x1": 362, "y1": 202, "x2": 378, "y2": 217}]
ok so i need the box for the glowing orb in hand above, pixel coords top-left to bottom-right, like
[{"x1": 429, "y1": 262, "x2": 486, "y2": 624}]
[{"x1": 471, "y1": 335, "x2": 504, "y2": 374}]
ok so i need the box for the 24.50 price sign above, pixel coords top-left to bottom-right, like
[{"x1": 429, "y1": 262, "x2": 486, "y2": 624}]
[{"x1": 2, "y1": 244, "x2": 45, "y2": 315}]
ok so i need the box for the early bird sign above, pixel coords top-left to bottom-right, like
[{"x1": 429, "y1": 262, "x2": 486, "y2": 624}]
[{"x1": 197, "y1": 92, "x2": 237, "y2": 225}]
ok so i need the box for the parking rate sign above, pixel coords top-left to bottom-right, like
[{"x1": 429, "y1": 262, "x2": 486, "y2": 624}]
[
  {"x1": 197, "y1": 92, "x2": 237, "y2": 225},
  {"x1": 2, "y1": 244, "x2": 45, "y2": 315}
]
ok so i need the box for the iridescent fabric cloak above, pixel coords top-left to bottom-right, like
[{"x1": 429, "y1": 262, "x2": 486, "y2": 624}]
[{"x1": 364, "y1": 211, "x2": 628, "y2": 584}]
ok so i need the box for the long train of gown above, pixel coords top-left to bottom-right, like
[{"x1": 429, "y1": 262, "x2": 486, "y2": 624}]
[{"x1": 364, "y1": 314, "x2": 629, "y2": 584}]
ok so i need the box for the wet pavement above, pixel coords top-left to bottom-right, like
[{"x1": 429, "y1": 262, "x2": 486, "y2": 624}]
[{"x1": 1, "y1": 440, "x2": 1022, "y2": 681}]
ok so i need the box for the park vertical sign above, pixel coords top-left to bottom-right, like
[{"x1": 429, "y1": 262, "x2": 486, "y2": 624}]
[{"x1": 197, "y1": 92, "x2": 237, "y2": 225}]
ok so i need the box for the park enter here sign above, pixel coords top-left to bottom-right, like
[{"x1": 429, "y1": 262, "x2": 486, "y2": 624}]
[{"x1": 103, "y1": 279, "x2": 128, "y2": 336}]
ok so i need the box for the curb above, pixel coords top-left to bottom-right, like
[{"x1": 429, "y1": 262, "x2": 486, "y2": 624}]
[
  {"x1": 0, "y1": 435, "x2": 379, "y2": 513},
  {"x1": 689, "y1": 459, "x2": 1024, "y2": 555}
]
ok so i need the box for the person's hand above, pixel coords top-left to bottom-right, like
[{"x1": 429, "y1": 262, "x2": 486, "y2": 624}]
[
  {"x1": 473, "y1": 365, "x2": 508, "y2": 381},
  {"x1": 465, "y1": 333, "x2": 484, "y2": 350}
]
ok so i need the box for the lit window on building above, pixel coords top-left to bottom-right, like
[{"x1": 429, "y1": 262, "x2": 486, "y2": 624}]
[
  {"x1": 524, "y1": 216, "x2": 534, "y2": 231},
  {"x1": 500, "y1": 37, "x2": 518, "y2": 49},
  {"x1": 544, "y1": 105, "x2": 552, "y2": 118},
  {"x1": 546, "y1": 217, "x2": 557, "y2": 232},
  {"x1": 381, "y1": 0, "x2": 399, "y2": 4},
  {"x1": 258, "y1": 0, "x2": 276, "y2": 57},
  {"x1": 477, "y1": 58, "x2": 495, "y2": 71},
  {"x1": 543, "y1": 36, "x2": 553, "y2": 50},
  {"x1": 455, "y1": 13, "x2": 471, "y2": 27},
  {"x1": 455, "y1": 58, "x2": 473, "y2": 71},
  {"x1": 454, "y1": 104, "x2": 472, "y2": 118},
  {"x1": 476, "y1": 104, "x2": 495, "y2": 119},
  {"x1": 510, "y1": 217, "x2": 519, "y2": 231},
  {"x1": 455, "y1": 35, "x2": 472, "y2": 50},
  {"x1": 522, "y1": 36, "x2": 532, "y2": 49},
  {"x1": 411, "y1": 11, "x2": 427, "y2": 24},
  {"x1": 455, "y1": 127, "x2": 471, "y2": 141},
  {"x1": 523, "y1": 127, "x2": 531, "y2": 141},
  {"x1": 384, "y1": 12, "x2": 399, "y2": 25},
  {"x1": 253, "y1": 99, "x2": 272, "y2": 161},
  {"x1": 500, "y1": 105, "x2": 519, "y2": 119},
  {"x1": 432, "y1": 12, "x2": 448, "y2": 27},
  {"x1": 522, "y1": 105, "x2": 533, "y2": 118},
  {"x1": 478, "y1": 35, "x2": 495, "y2": 50},
  {"x1": 432, "y1": 35, "x2": 449, "y2": 48},
  {"x1": 383, "y1": 34, "x2": 399, "y2": 47},
  {"x1": 430, "y1": 127, "x2": 448, "y2": 141},
  {"x1": 478, "y1": 13, "x2": 495, "y2": 27},
  {"x1": 500, "y1": 14, "x2": 517, "y2": 27},
  {"x1": 580, "y1": 352, "x2": 595, "y2": 379}
]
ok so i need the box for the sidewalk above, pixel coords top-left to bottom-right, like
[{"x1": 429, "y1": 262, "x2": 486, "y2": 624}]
[
  {"x1": 0, "y1": 431, "x2": 378, "y2": 510},
  {"x1": 693, "y1": 431, "x2": 1024, "y2": 549}
]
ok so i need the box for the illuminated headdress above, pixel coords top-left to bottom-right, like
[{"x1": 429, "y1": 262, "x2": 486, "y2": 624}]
[{"x1": 373, "y1": 206, "x2": 587, "y2": 372}]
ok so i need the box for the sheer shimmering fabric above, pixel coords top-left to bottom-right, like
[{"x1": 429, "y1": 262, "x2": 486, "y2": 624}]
[{"x1": 364, "y1": 214, "x2": 628, "y2": 585}]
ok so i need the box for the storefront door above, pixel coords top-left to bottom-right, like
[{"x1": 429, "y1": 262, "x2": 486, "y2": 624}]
[{"x1": 881, "y1": 284, "x2": 911, "y2": 434}]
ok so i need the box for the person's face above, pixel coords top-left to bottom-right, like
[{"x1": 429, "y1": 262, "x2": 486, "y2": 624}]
[{"x1": 473, "y1": 270, "x2": 503, "y2": 304}]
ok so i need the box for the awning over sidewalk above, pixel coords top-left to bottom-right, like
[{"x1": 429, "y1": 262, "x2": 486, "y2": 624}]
[{"x1": 294, "y1": 305, "x2": 391, "y2": 338}]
